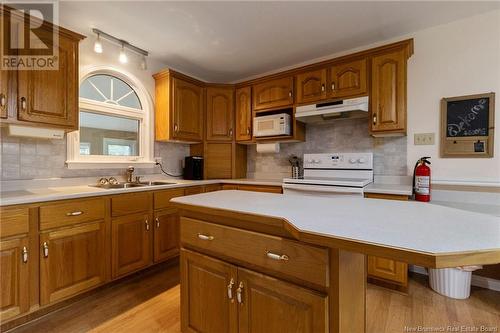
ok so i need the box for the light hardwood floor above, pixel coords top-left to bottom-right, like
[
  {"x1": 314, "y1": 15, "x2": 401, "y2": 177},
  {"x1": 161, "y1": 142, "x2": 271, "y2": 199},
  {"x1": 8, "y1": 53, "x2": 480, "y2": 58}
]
[{"x1": 6, "y1": 264, "x2": 499, "y2": 333}]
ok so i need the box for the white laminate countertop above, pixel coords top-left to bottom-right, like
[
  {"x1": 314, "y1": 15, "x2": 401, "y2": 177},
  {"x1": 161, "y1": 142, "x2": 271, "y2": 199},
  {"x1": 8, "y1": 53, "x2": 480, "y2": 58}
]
[
  {"x1": 0, "y1": 178, "x2": 283, "y2": 206},
  {"x1": 172, "y1": 190, "x2": 500, "y2": 255},
  {"x1": 363, "y1": 182, "x2": 413, "y2": 196}
]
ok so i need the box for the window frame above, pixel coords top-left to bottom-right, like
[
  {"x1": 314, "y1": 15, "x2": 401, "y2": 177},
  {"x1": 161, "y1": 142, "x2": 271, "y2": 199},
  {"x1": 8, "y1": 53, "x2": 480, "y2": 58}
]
[{"x1": 66, "y1": 66, "x2": 155, "y2": 169}]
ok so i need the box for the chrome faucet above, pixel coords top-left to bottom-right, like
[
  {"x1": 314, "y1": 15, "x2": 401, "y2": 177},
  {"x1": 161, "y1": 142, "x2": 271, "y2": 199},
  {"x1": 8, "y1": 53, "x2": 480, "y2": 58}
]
[{"x1": 126, "y1": 166, "x2": 135, "y2": 183}]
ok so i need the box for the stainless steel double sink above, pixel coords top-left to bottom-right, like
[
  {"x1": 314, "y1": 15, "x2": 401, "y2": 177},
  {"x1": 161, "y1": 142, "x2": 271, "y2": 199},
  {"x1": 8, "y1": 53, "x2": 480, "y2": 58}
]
[{"x1": 91, "y1": 181, "x2": 177, "y2": 189}]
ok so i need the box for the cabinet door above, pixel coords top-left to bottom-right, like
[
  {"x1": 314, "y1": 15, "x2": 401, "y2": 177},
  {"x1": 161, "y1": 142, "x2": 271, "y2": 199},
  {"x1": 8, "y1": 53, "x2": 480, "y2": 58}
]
[
  {"x1": 329, "y1": 59, "x2": 367, "y2": 99},
  {"x1": 172, "y1": 78, "x2": 204, "y2": 141},
  {"x1": 252, "y1": 77, "x2": 293, "y2": 111},
  {"x1": 205, "y1": 143, "x2": 233, "y2": 179},
  {"x1": 181, "y1": 249, "x2": 238, "y2": 333},
  {"x1": 367, "y1": 256, "x2": 408, "y2": 286},
  {"x1": 295, "y1": 69, "x2": 327, "y2": 104},
  {"x1": 0, "y1": 69, "x2": 8, "y2": 119},
  {"x1": 237, "y1": 268, "x2": 328, "y2": 333},
  {"x1": 154, "y1": 208, "x2": 179, "y2": 263},
  {"x1": 206, "y1": 87, "x2": 234, "y2": 141},
  {"x1": 370, "y1": 50, "x2": 406, "y2": 133},
  {"x1": 0, "y1": 236, "x2": 29, "y2": 321},
  {"x1": 235, "y1": 87, "x2": 252, "y2": 141},
  {"x1": 111, "y1": 213, "x2": 151, "y2": 279},
  {"x1": 39, "y1": 222, "x2": 106, "y2": 305},
  {"x1": 17, "y1": 29, "x2": 79, "y2": 129}
]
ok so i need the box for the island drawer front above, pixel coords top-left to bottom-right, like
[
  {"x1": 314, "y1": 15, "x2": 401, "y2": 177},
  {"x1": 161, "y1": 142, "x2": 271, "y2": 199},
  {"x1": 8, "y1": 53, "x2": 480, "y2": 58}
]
[
  {"x1": 180, "y1": 217, "x2": 329, "y2": 287},
  {"x1": 111, "y1": 192, "x2": 152, "y2": 217},
  {"x1": 154, "y1": 188, "x2": 185, "y2": 210},
  {"x1": 0, "y1": 206, "x2": 29, "y2": 238},
  {"x1": 40, "y1": 198, "x2": 105, "y2": 230}
]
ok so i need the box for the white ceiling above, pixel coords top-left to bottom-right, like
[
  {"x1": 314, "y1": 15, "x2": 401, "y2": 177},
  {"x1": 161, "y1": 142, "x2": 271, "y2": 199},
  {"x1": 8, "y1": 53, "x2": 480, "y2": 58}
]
[{"x1": 59, "y1": 1, "x2": 500, "y2": 83}]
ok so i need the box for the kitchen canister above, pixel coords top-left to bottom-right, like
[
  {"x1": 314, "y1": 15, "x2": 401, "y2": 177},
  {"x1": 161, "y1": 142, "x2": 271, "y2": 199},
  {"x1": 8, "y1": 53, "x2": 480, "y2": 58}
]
[{"x1": 292, "y1": 166, "x2": 300, "y2": 179}]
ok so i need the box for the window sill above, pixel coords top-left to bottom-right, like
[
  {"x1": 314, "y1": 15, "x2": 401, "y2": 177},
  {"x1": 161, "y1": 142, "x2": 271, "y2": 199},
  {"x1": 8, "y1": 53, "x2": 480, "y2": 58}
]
[{"x1": 66, "y1": 160, "x2": 157, "y2": 170}]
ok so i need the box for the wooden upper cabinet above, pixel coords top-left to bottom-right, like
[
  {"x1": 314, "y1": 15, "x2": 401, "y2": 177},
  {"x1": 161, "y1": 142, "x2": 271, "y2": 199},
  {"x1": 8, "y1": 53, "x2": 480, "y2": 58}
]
[
  {"x1": 181, "y1": 249, "x2": 238, "y2": 333},
  {"x1": 237, "y1": 268, "x2": 328, "y2": 333},
  {"x1": 0, "y1": 235, "x2": 30, "y2": 321},
  {"x1": 39, "y1": 221, "x2": 106, "y2": 305},
  {"x1": 235, "y1": 86, "x2": 252, "y2": 141},
  {"x1": 173, "y1": 78, "x2": 204, "y2": 141},
  {"x1": 295, "y1": 69, "x2": 327, "y2": 104},
  {"x1": 329, "y1": 58, "x2": 367, "y2": 99},
  {"x1": 370, "y1": 48, "x2": 407, "y2": 135},
  {"x1": 154, "y1": 70, "x2": 204, "y2": 142},
  {"x1": 252, "y1": 76, "x2": 294, "y2": 111},
  {"x1": 0, "y1": 69, "x2": 8, "y2": 119},
  {"x1": 17, "y1": 29, "x2": 80, "y2": 129},
  {"x1": 206, "y1": 87, "x2": 234, "y2": 141},
  {"x1": 111, "y1": 213, "x2": 152, "y2": 279},
  {"x1": 153, "y1": 208, "x2": 179, "y2": 263}
]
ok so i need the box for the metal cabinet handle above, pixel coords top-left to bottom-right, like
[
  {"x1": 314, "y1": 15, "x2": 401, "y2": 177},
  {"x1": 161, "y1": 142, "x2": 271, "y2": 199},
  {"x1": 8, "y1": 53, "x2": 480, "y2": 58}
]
[
  {"x1": 0, "y1": 93, "x2": 6, "y2": 108},
  {"x1": 372, "y1": 114, "x2": 377, "y2": 125},
  {"x1": 42, "y1": 242, "x2": 49, "y2": 258},
  {"x1": 197, "y1": 233, "x2": 214, "y2": 241},
  {"x1": 229, "y1": 128, "x2": 233, "y2": 137},
  {"x1": 66, "y1": 211, "x2": 83, "y2": 216},
  {"x1": 246, "y1": 127, "x2": 250, "y2": 135},
  {"x1": 288, "y1": 91, "x2": 292, "y2": 98},
  {"x1": 22, "y1": 246, "x2": 28, "y2": 263},
  {"x1": 236, "y1": 282, "x2": 244, "y2": 304},
  {"x1": 145, "y1": 219, "x2": 150, "y2": 231},
  {"x1": 155, "y1": 217, "x2": 160, "y2": 228},
  {"x1": 20, "y1": 97, "x2": 27, "y2": 110},
  {"x1": 174, "y1": 124, "x2": 179, "y2": 132},
  {"x1": 266, "y1": 251, "x2": 289, "y2": 261},
  {"x1": 227, "y1": 278, "x2": 235, "y2": 300},
  {"x1": 321, "y1": 84, "x2": 325, "y2": 92},
  {"x1": 331, "y1": 82, "x2": 335, "y2": 91}
]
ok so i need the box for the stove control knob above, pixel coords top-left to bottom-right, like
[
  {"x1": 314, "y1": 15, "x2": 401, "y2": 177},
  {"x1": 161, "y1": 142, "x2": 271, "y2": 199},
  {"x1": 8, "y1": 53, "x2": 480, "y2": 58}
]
[
  {"x1": 358, "y1": 157, "x2": 366, "y2": 164},
  {"x1": 349, "y1": 158, "x2": 357, "y2": 164},
  {"x1": 313, "y1": 159, "x2": 321, "y2": 164}
]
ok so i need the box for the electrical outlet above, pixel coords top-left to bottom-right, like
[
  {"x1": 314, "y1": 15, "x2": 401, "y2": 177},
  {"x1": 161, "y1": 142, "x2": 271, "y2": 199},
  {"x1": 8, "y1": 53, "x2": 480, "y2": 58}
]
[
  {"x1": 154, "y1": 157, "x2": 162, "y2": 164},
  {"x1": 414, "y1": 133, "x2": 435, "y2": 145}
]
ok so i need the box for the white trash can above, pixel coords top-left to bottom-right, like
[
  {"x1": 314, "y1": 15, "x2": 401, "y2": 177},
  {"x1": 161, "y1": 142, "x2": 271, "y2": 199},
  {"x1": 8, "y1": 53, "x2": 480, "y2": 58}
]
[{"x1": 428, "y1": 266, "x2": 481, "y2": 299}]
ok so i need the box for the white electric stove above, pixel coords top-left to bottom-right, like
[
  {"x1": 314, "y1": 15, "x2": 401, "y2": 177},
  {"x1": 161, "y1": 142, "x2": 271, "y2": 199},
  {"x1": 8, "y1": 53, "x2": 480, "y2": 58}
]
[{"x1": 282, "y1": 153, "x2": 373, "y2": 196}]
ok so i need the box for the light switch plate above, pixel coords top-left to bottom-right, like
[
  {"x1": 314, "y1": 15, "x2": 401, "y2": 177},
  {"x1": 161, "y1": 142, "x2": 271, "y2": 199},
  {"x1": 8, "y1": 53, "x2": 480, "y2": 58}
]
[{"x1": 414, "y1": 133, "x2": 435, "y2": 145}]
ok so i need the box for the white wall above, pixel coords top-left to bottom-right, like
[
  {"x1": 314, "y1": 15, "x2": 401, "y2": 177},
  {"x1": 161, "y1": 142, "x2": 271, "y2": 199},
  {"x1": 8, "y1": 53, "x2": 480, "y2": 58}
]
[{"x1": 406, "y1": 9, "x2": 500, "y2": 185}]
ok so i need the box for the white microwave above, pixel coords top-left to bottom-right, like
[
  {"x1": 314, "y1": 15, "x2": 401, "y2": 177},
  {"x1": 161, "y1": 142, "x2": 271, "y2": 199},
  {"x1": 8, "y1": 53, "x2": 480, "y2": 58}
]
[{"x1": 253, "y1": 113, "x2": 291, "y2": 137}]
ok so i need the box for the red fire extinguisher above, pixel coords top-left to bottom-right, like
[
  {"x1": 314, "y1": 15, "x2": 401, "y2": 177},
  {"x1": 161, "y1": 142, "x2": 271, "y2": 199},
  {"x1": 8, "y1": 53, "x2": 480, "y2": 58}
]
[{"x1": 413, "y1": 157, "x2": 431, "y2": 202}]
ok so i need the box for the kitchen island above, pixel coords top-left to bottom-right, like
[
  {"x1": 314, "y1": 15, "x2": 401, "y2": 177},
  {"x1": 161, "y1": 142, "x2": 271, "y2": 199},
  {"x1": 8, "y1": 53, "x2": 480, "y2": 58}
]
[{"x1": 172, "y1": 190, "x2": 500, "y2": 333}]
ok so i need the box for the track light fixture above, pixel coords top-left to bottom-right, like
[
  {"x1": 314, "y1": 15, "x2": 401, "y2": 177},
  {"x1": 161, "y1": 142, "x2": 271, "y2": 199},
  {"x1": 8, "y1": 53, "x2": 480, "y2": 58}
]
[{"x1": 91, "y1": 28, "x2": 149, "y2": 69}]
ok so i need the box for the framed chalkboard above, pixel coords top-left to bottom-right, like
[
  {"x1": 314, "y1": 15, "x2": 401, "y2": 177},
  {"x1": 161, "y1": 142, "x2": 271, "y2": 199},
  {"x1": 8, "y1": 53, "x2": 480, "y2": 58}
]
[{"x1": 441, "y1": 92, "x2": 495, "y2": 157}]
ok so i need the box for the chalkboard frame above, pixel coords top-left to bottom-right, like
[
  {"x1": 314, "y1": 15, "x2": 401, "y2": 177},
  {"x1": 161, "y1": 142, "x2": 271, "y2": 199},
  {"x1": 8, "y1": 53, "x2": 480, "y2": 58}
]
[{"x1": 440, "y1": 92, "x2": 495, "y2": 158}]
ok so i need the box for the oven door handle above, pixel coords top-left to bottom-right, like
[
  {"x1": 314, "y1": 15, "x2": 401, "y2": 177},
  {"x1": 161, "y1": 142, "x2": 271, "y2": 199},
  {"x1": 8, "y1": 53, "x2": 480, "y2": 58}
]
[{"x1": 282, "y1": 183, "x2": 363, "y2": 194}]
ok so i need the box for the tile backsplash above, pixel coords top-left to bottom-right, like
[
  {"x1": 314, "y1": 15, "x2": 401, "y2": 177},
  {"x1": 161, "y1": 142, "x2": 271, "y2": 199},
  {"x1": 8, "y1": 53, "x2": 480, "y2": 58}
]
[
  {"x1": 247, "y1": 118, "x2": 407, "y2": 179},
  {"x1": 0, "y1": 127, "x2": 189, "y2": 181}
]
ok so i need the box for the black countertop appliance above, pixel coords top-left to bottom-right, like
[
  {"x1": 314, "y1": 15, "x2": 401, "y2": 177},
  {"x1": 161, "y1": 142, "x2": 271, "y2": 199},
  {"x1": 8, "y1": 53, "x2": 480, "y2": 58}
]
[{"x1": 184, "y1": 156, "x2": 204, "y2": 180}]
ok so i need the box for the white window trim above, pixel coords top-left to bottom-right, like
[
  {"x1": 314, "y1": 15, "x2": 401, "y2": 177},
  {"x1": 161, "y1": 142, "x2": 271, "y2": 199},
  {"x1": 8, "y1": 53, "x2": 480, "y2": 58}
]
[{"x1": 66, "y1": 66, "x2": 155, "y2": 169}]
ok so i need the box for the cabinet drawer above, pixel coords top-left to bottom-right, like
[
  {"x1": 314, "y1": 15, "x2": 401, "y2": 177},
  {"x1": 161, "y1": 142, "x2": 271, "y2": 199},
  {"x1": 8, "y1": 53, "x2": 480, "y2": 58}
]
[
  {"x1": 154, "y1": 188, "x2": 185, "y2": 210},
  {"x1": 0, "y1": 206, "x2": 29, "y2": 238},
  {"x1": 40, "y1": 198, "x2": 105, "y2": 231},
  {"x1": 181, "y1": 217, "x2": 329, "y2": 287},
  {"x1": 111, "y1": 192, "x2": 152, "y2": 217},
  {"x1": 184, "y1": 186, "x2": 204, "y2": 196}
]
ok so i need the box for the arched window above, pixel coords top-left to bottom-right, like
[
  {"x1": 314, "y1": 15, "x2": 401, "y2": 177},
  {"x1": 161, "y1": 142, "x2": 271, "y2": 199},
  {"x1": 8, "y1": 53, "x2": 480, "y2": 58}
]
[{"x1": 66, "y1": 68, "x2": 154, "y2": 169}]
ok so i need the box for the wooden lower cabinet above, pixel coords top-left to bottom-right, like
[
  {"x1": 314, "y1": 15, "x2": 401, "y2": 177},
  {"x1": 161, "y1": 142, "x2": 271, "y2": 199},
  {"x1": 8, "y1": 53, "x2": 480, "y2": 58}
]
[
  {"x1": 367, "y1": 256, "x2": 407, "y2": 289},
  {"x1": 111, "y1": 213, "x2": 152, "y2": 279},
  {"x1": 39, "y1": 221, "x2": 106, "y2": 305},
  {"x1": 154, "y1": 208, "x2": 180, "y2": 263},
  {"x1": 181, "y1": 249, "x2": 237, "y2": 333},
  {"x1": 0, "y1": 235, "x2": 30, "y2": 321},
  {"x1": 222, "y1": 183, "x2": 283, "y2": 194},
  {"x1": 180, "y1": 249, "x2": 327, "y2": 333}
]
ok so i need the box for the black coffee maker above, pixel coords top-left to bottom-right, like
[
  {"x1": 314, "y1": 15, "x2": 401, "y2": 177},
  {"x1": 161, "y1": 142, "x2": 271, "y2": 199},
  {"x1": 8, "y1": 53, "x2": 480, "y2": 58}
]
[{"x1": 184, "y1": 156, "x2": 204, "y2": 180}]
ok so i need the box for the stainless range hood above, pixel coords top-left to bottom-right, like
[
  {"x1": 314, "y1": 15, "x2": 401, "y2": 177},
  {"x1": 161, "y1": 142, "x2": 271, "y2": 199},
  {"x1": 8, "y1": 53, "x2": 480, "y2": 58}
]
[{"x1": 295, "y1": 96, "x2": 369, "y2": 123}]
